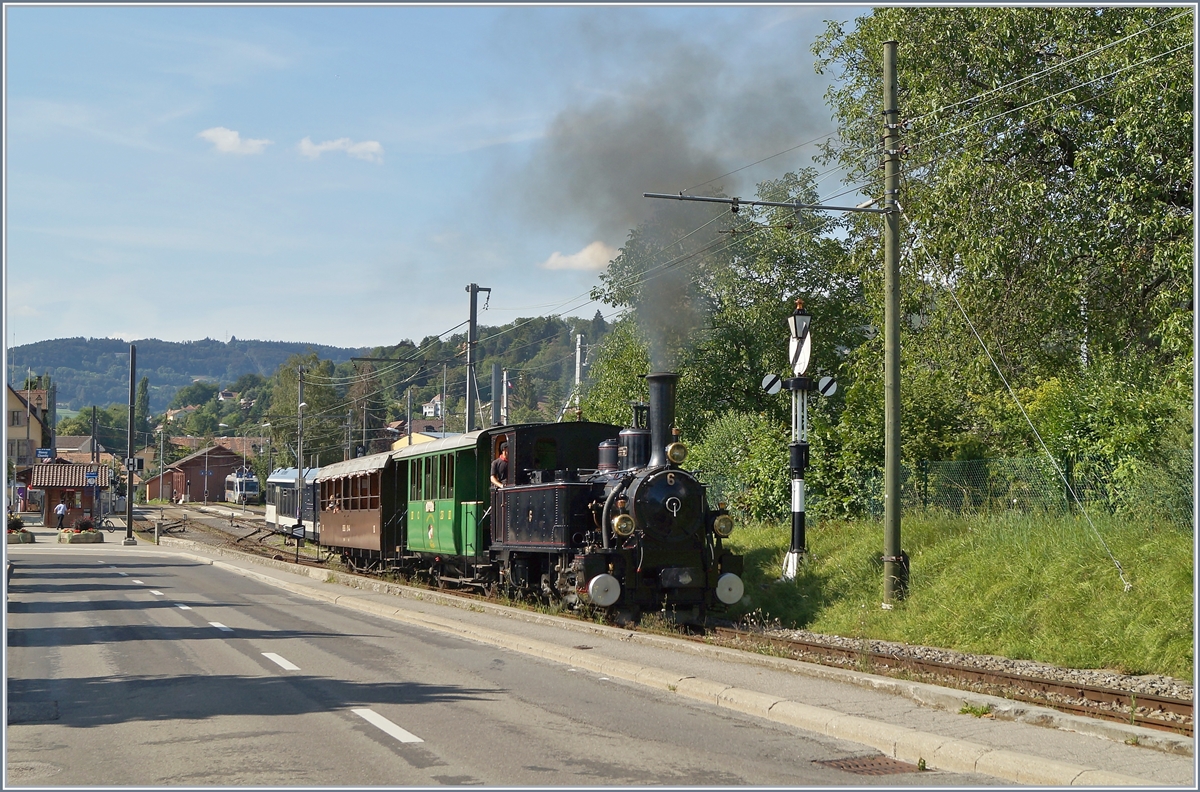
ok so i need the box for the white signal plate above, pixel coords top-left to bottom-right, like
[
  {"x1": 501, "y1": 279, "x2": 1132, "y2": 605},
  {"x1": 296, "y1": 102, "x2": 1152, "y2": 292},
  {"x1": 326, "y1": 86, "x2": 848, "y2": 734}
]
[
  {"x1": 818, "y1": 376, "x2": 837, "y2": 396},
  {"x1": 789, "y1": 334, "x2": 812, "y2": 376},
  {"x1": 761, "y1": 373, "x2": 782, "y2": 395}
]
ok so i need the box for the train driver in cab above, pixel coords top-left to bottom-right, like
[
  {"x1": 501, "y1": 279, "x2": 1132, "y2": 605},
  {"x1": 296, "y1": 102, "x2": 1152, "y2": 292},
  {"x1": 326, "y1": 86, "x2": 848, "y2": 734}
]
[{"x1": 490, "y1": 442, "x2": 509, "y2": 490}]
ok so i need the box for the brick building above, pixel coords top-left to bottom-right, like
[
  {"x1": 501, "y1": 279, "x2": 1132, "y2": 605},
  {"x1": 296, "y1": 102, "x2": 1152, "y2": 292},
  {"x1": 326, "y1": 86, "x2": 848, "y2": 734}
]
[
  {"x1": 149, "y1": 445, "x2": 245, "y2": 504},
  {"x1": 27, "y1": 460, "x2": 112, "y2": 527}
]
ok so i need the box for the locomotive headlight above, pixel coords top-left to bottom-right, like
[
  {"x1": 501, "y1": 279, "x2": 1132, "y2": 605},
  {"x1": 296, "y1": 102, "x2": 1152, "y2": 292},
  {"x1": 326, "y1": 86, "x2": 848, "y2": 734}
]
[
  {"x1": 713, "y1": 514, "x2": 734, "y2": 538},
  {"x1": 612, "y1": 513, "x2": 635, "y2": 537},
  {"x1": 666, "y1": 442, "x2": 688, "y2": 465}
]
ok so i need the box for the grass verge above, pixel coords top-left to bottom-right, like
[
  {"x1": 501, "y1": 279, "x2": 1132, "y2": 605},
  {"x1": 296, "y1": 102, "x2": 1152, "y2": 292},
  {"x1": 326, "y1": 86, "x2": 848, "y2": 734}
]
[{"x1": 723, "y1": 510, "x2": 1193, "y2": 679}]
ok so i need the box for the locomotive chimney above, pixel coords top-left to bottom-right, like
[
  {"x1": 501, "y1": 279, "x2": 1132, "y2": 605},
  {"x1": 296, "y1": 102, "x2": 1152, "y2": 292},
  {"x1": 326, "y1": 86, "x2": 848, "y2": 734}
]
[{"x1": 645, "y1": 372, "x2": 679, "y2": 467}]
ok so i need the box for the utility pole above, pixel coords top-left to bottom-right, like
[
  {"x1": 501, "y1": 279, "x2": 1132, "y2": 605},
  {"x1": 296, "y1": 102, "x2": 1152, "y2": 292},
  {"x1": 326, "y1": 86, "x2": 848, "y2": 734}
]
[
  {"x1": 123, "y1": 345, "x2": 136, "y2": 545},
  {"x1": 441, "y1": 364, "x2": 447, "y2": 433},
  {"x1": 491, "y1": 363, "x2": 502, "y2": 425},
  {"x1": 501, "y1": 368, "x2": 509, "y2": 424},
  {"x1": 463, "y1": 283, "x2": 491, "y2": 433},
  {"x1": 296, "y1": 366, "x2": 305, "y2": 531},
  {"x1": 406, "y1": 387, "x2": 412, "y2": 446},
  {"x1": 574, "y1": 333, "x2": 584, "y2": 414},
  {"x1": 881, "y1": 39, "x2": 906, "y2": 606}
]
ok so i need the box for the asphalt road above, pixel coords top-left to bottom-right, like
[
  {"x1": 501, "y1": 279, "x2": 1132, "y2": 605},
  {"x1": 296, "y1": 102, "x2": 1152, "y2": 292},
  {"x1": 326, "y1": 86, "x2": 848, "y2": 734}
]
[{"x1": 6, "y1": 547, "x2": 994, "y2": 786}]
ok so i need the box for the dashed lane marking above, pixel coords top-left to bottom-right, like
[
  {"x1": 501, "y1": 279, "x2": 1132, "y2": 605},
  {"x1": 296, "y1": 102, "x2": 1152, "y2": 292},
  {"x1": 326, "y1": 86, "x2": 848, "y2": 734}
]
[
  {"x1": 118, "y1": 572, "x2": 128, "y2": 576},
  {"x1": 352, "y1": 708, "x2": 424, "y2": 744},
  {"x1": 209, "y1": 622, "x2": 233, "y2": 632},
  {"x1": 131, "y1": 580, "x2": 144, "y2": 584},
  {"x1": 176, "y1": 604, "x2": 192, "y2": 610},
  {"x1": 262, "y1": 652, "x2": 300, "y2": 671},
  {"x1": 150, "y1": 590, "x2": 164, "y2": 596}
]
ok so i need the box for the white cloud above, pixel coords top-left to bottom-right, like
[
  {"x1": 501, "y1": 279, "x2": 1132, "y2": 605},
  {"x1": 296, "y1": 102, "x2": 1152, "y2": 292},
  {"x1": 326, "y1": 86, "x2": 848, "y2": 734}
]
[
  {"x1": 198, "y1": 126, "x2": 272, "y2": 154},
  {"x1": 297, "y1": 136, "x2": 384, "y2": 163},
  {"x1": 540, "y1": 241, "x2": 616, "y2": 271}
]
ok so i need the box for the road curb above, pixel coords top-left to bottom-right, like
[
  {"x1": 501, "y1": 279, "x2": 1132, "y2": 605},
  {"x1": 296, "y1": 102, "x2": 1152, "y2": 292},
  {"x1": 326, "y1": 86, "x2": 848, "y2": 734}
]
[{"x1": 144, "y1": 537, "x2": 1184, "y2": 783}]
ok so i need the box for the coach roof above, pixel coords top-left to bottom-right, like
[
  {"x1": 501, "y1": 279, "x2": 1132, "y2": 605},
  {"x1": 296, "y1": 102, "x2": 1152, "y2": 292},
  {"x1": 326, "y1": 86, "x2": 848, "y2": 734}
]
[{"x1": 315, "y1": 452, "x2": 392, "y2": 482}]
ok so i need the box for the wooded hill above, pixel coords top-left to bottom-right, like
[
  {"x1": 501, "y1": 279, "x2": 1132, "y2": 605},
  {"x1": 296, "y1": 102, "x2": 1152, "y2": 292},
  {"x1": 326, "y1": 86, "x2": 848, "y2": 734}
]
[{"x1": 8, "y1": 336, "x2": 370, "y2": 414}]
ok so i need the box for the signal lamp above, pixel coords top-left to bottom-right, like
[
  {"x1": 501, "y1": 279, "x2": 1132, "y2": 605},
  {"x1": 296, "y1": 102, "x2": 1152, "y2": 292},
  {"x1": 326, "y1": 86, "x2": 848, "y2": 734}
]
[
  {"x1": 713, "y1": 514, "x2": 734, "y2": 538},
  {"x1": 612, "y1": 513, "x2": 635, "y2": 537}
]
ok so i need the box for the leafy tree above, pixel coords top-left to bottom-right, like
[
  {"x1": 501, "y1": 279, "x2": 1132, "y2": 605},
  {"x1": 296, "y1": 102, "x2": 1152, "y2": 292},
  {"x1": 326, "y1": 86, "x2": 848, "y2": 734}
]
[
  {"x1": 134, "y1": 376, "x2": 150, "y2": 436},
  {"x1": 170, "y1": 381, "x2": 219, "y2": 409},
  {"x1": 814, "y1": 9, "x2": 1192, "y2": 380},
  {"x1": 265, "y1": 353, "x2": 342, "y2": 467}
]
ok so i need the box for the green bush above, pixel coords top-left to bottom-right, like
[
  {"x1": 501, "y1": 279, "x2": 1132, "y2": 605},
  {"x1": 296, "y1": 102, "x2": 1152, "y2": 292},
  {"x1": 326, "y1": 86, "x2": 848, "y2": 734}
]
[{"x1": 690, "y1": 411, "x2": 790, "y2": 522}]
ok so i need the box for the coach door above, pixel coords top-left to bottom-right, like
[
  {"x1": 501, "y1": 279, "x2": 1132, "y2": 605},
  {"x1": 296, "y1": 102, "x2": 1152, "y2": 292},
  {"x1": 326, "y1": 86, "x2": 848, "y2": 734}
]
[{"x1": 490, "y1": 432, "x2": 514, "y2": 545}]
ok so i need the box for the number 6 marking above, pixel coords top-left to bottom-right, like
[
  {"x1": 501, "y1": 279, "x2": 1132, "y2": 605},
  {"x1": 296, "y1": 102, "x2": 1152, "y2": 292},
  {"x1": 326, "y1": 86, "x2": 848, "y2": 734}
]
[{"x1": 666, "y1": 472, "x2": 675, "y2": 486}]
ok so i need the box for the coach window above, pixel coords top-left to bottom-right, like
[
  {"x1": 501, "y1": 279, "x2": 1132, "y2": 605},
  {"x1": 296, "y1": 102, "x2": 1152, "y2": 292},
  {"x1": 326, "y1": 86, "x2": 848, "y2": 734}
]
[
  {"x1": 410, "y1": 463, "x2": 419, "y2": 502},
  {"x1": 370, "y1": 474, "x2": 380, "y2": 510},
  {"x1": 437, "y1": 455, "x2": 450, "y2": 499},
  {"x1": 423, "y1": 456, "x2": 434, "y2": 500}
]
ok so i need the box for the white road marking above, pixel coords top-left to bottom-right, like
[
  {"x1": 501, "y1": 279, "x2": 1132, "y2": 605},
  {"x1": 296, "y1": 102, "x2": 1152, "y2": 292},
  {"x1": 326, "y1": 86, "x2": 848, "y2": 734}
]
[
  {"x1": 262, "y1": 652, "x2": 300, "y2": 671},
  {"x1": 96, "y1": 560, "x2": 106, "y2": 564},
  {"x1": 118, "y1": 572, "x2": 128, "y2": 576},
  {"x1": 598, "y1": 677, "x2": 610, "y2": 681},
  {"x1": 150, "y1": 590, "x2": 164, "y2": 596},
  {"x1": 352, "y1": 708, "x2": 423, "y2": 743},
  {"x1": 209, "y1": 622, "x2": 233, "y2": 632},
  {"x1": 176, "y1": 604, "x2": 192, "y2": 610},
  {"x1": 131, "y1": 580, "x2": 144, "y2": 584}
]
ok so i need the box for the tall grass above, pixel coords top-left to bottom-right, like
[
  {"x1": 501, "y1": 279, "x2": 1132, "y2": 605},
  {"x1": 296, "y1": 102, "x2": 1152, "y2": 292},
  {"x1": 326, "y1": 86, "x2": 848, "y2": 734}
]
[{"x1": 724, "y1": 511, "x2": 1194, "y2": 679}]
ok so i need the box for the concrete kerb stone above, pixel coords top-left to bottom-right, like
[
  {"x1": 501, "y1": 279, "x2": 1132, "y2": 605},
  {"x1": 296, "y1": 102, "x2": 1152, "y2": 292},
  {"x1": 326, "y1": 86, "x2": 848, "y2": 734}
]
[
  {"x1": 141, "y1": 539, "x2": 1173, "y2": 786},
  {"x1": 766, "y1": 700, "x2": 841, "y2": 735},
  {"x1": 716, "y1": 687, "x2": 786, "y2": 718},
  {"x1": 634, "y1": 667, "x2": 690, "y2": 692},
  {"x1": 1072, "y1": 769, "x2": 1158, "y2": 786},
  {"x1": 975, "y1": 748, "x2": 1089, "y2": 786},
  {"x1": 673, "y1": 676, "x2": 733, "y2": 705},
  {"x1": 824, "y1": 713, "x2": 911, "y2": 757}
]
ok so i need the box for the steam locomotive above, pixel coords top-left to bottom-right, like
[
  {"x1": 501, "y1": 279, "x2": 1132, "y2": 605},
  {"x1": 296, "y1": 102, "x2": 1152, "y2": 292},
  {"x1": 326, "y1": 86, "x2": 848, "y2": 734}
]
[{"x1": 313, "y1": 372, "x2": 744, "y2": 622}]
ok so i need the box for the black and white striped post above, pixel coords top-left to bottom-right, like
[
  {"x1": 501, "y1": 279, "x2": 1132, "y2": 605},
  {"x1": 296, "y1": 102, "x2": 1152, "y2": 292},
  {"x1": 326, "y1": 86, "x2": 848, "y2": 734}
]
[{"x1": 781, "y1": 301, "x2": 812, "y2": 581}]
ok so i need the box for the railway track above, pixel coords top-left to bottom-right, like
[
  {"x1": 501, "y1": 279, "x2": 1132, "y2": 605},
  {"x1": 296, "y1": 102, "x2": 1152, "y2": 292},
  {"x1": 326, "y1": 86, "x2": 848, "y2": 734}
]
[
  {"x1": 155, "y1": 512, "x2": 1193, "y2": 739},
  {"x1": 706, "y1": 627, "x2": 1193, "y2": 738}
]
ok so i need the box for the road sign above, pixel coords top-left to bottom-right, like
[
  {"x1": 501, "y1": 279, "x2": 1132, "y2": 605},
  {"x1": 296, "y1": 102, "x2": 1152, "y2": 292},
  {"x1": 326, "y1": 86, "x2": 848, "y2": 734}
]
[
  {"x1": 36, "y1": 448, "x2": 52, "y2": 459},
  {"x1": 789, "y1": 334, "x2": 812, "y2": 376},
  {"x1": 85, "y1": 471, "x2": 98, "y2": 482},
  {"x1": 761, "y1": 373, "x2": 782, "y2": 395},
  {"x1": 817, "y1": 376, "x2": 837, "y2": 397}
]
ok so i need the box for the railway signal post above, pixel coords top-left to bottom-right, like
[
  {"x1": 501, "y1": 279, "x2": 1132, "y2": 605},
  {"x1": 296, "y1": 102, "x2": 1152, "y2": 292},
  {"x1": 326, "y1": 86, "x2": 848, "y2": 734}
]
[{"x1": 781, "y1": 301, "x2": 812, "y2": 581}]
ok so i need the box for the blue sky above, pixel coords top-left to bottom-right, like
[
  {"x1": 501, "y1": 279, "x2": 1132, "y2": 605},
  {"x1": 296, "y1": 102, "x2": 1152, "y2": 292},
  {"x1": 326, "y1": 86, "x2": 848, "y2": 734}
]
[{"x1": 5, "y1": 4, "x2": 865, "y2": 351}]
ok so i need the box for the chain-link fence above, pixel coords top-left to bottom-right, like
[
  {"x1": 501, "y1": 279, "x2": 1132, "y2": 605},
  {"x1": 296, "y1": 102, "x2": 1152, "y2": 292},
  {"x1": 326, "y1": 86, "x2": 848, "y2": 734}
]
[{"x1": 854, "y1": 450, "x2": 1193, "y2": 527}]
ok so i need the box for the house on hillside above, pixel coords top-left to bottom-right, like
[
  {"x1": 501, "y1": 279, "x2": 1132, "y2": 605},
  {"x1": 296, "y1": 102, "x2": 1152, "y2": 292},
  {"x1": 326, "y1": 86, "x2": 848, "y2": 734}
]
[
  {"x1": 57, "y1": 435, "x2": 106, "y2": 456},
  {"x1": 421, "y1": 394, "x2": 443, "y2": 418}
]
